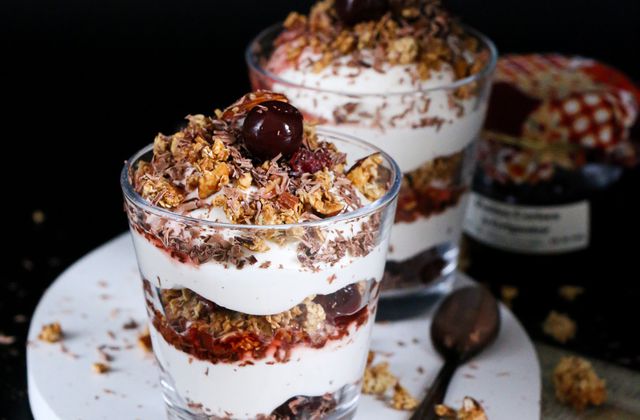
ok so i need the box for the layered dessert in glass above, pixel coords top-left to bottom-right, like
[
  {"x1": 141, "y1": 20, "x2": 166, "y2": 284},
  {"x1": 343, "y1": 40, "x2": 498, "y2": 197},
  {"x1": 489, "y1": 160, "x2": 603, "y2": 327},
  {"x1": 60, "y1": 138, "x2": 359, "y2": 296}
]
[
  {"x1": 120, "y1": 91, "x2": 400, "y2": 419},
  {"x1": 246, "y1": 0, "x2": 497, "y2": 297}
]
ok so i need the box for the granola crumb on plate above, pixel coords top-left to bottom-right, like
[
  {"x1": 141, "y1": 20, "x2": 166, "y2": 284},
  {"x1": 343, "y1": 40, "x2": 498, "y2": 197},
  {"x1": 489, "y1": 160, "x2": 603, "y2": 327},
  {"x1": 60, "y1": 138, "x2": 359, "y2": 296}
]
[
  {"x1": 553, "y1": 356, "x2": 606, "y2": 411},
  {"x1": 543, "y1": 311, "x2": 576, "y2": 344},
  {"x1": 38, "y1": 322, "x2": 63, "y2": 343}
]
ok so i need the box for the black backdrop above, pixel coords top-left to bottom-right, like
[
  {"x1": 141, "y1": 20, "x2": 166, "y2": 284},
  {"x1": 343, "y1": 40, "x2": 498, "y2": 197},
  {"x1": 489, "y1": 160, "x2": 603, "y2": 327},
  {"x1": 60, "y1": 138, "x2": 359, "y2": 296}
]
[{"x1": 1, "y1": 1, "x2": 639, "y2": 418}]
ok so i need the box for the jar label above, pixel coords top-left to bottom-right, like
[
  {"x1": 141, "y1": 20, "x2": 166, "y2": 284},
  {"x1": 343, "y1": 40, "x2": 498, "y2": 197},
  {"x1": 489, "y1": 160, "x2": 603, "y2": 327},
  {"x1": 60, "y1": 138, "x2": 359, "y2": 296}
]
[{"x1": 464, "y1": 193, "x2": 590, "y2": 253}]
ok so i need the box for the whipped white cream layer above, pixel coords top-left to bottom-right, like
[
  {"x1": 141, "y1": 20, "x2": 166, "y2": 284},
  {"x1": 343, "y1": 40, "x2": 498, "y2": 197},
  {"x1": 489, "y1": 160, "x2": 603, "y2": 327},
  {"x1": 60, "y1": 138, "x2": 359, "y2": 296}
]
[
  {"x1": 150, "y1": 316, "x2": 373, "y2": 418},
  {"x1": 268, "y1": 51, "x2": 487, "y2": 173},
  {"x1": 131, "y1": 229, "x2": 386, "y2": 315},
  {"x1": 387, "y1": 193, "x2": 469, "y2": 261}
]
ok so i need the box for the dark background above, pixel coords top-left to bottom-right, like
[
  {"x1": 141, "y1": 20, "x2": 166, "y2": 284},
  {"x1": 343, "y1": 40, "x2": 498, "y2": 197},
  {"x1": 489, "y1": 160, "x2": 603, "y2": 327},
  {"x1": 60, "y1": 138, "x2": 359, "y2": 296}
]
[{"x1": 1, "y1": 1, "x2": 639, "y2": 419}]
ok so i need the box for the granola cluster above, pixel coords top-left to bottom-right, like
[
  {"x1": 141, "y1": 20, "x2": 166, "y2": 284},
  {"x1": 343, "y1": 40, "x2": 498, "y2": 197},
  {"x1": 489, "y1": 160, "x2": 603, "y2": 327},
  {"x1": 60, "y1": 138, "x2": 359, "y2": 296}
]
[
  {"x1": 161, "y1": 288, "x2": 330, "y2": 343},
  {"x1": 435, "y1": 396, "x2": 487, "y2": 420},
  {"x1": 149, "y1": 281, "x2": 370, "y2": 364},
  {"x1": 553, "y1": 356, "x2": 607, "y2": 411},
  {"x1": 276, "y1": 0, "x2": 489, "y2": 82},
  {"x1": 542, "y1": 311, "x2": 576, "y2": 344},
  {"x1": 131, "y1": 91, "x2": 387, "y2": 226},
  {"x1": 362, "y1": 351, "x2": 419, "y2": 411},
  {"x1": 38, "y1": 322, "x2": 63, "y2": 343}
]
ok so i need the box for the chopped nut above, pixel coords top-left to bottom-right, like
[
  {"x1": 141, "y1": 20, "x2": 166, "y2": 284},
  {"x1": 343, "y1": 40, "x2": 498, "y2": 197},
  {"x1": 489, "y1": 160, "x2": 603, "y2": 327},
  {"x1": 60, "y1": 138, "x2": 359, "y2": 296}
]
[
  {"x1": 140, "y1": 177, "x2": 185, "y2": 209},
  {"x1": 237, "y1": 172, "x2": 253, "y2": 189},
  {"x1": 210, "y1": 138, "x2": 230, "y2": 161},
  {"x1": 283, "y1": 11, "x2": 307, "y2": 29},
  {"x1": 153, "y1": 133, "x2": 171, "y2": 154},
  {"x1": 198, "y1": 162, "x2": 230, "y2": 199},
  {"x1": 553, "y1": 356, "x2": 606, "y2": 411},
  {"x1": 306, "y1": 189, "x2": 344, "y2": 217},
  {"x1": 435, "y1": 396, "x2": 487, "y2": 419},
  {"x1": 92, "y1": 362, "x2": 110, "y2": 374},
  {"x1": 543, "y1": 311, "x2": 576, "y2": 344},
  {"x1": 277, "y1": 191, "x2": 300, "y2": 210},
  {"x1": 302, "y1": 299, "x2": 327, "y2": 332},
  {"x1": 347, "y1": 153, "x2": 386, "y2": 200},
  {"x1": 388, "y1": 36, "x2": 418, "y2": 65},
  {"x1": 138, "y1": 328, "x2": 152, "y2": 353},
  {"x1": 391, "y1": 384, "x2": 418, "y2": 411},
  {"x1": 558, "y1": 285, "x2": 585, "y2": 302},
  {"x1": 332, "y1": 31, "x2": 355, "y2": 55},
  {"x1": 362, "y1": 361, "x2": 398, "y2": 395},
  {"x1": 38, "y1": 322, "x2": 63, "y2": 343}
]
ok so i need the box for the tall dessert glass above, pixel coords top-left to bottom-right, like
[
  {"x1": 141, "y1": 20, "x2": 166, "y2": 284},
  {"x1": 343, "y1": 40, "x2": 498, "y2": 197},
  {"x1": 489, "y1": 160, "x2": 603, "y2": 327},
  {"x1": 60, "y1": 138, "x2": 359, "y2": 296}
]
[
  {"x1": 121, "y1": 129, "x2": 400, "y2": 419},
  {"x1": 247, "y1": 24, "x2": 497, "y2": 298}
]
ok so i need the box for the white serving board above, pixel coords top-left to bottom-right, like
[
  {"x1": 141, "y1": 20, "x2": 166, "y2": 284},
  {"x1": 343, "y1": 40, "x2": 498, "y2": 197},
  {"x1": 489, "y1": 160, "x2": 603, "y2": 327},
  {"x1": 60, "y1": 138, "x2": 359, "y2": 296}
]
[{"x1": 27, "y1": 234, "x2": 541, "y2": 419}]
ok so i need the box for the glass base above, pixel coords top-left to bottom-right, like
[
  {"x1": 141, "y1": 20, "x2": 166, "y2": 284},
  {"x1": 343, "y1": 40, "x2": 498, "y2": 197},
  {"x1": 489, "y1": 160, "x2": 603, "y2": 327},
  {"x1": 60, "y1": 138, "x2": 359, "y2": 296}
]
[{"x1": 161, "y1": 366, "x2": 359, "y2": 420}]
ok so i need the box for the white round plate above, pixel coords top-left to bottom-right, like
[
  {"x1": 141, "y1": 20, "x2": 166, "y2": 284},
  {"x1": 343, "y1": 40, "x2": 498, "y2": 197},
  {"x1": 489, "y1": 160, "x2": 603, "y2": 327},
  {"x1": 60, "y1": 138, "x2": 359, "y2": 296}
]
[{"x1": 27, "y1": 234, "x2": 541, "y2": 420}]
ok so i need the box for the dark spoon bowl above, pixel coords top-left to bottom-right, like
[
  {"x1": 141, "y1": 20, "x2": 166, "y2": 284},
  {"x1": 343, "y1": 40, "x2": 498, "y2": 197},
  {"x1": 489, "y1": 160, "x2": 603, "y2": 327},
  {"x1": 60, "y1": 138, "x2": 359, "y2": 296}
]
[{"x1": 410, "y1": 286, "x2": 501, "y2": 420}]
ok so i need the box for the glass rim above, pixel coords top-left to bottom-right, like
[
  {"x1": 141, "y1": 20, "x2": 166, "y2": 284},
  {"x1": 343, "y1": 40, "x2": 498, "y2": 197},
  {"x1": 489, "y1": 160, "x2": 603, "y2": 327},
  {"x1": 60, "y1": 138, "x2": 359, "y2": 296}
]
[
  {"x1": 245, "y1": 22, "x2": 498, "y2": 97},
  {"x1": 120, "y1": 127, "x2": 402, "y2": 230}
]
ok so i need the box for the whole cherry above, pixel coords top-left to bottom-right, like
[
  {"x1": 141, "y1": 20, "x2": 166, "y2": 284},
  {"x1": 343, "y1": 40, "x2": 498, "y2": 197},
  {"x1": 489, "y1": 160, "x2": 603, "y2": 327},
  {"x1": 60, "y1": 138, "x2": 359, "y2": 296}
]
[
  {"x1": 242, "y1": 101, "x2": 304, "y2": 160},
  {"x1": 335, "y1": 0, "x2": 389, "y2": 25}
]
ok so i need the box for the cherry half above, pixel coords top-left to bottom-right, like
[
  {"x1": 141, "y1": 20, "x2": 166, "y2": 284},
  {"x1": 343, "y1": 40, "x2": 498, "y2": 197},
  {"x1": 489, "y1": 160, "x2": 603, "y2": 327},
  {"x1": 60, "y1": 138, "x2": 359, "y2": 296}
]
[
  {"x1": 289, "y1": 148, "x2": 332, "y2": 174},
  {"x1": 335, "y1": 0, "x2": 389, "y2": 25},
  {"x1": 314, "y1": 284, "x2": 363, "y2": 323},
  {"x1": 242, "y1": 101, "x2": 303, "y2": 160}
]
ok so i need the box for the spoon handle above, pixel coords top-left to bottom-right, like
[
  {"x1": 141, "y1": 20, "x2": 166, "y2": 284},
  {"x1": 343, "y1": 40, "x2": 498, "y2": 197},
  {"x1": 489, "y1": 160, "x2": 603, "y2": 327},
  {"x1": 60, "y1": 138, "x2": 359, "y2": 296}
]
[{"x1": 409, "y1": 360, "x2": 458, "y2": 420}]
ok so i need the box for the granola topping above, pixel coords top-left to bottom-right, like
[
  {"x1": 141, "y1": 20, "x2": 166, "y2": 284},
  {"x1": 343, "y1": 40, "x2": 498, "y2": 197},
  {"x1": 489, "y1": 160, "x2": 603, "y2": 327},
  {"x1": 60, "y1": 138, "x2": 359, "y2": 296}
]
[
  {"x1": 127, "y1": 91, "x2": 391, "y2": 268},
  {"x1": 272, "y1": 0, "x2": 489, "y2": 82},
  {"x1": 131, "y1": 91, "x2": 385, "y2": 223}
]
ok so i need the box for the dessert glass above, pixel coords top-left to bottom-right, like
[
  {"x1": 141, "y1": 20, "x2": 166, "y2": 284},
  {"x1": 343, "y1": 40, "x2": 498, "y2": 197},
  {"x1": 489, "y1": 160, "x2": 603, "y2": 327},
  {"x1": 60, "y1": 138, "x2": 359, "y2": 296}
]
[
  {"x1": 246, "y1": 24, "x2": 497, "y2": 298},
  {"x1": 121, "y1": 129, "x2": 401, "y2": 420}
]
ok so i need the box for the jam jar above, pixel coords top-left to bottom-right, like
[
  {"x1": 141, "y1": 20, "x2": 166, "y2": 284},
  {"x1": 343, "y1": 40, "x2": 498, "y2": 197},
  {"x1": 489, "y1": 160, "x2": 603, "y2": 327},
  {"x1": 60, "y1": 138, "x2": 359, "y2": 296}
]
[{"x1": 463, "y1": 54, "x2": 639, "y2": 287}]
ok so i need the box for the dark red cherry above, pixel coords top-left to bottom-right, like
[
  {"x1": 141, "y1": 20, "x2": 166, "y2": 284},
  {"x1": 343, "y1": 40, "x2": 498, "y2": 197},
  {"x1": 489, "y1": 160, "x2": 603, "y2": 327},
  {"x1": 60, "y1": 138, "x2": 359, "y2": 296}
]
[
  {"x1": 314, "y1": 284, "x2": 362, "y2": 322},
  {"x1": 335, "y1": 0, "x2": 389, "y2": 25},
  {"x1": 242, "y1": 101, "x2": 303, "y2": 160},
  {"x1": 289, "y1": 148, "x2": 332, "y2": 174}
]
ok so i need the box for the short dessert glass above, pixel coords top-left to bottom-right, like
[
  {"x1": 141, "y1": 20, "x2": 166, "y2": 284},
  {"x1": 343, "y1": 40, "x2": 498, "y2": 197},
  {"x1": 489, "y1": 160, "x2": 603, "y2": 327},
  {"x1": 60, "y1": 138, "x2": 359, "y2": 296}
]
[
  {"x1": 120, "y1": 129, "x2": 401, "y2": 420},
  {"x1": 246, "y1": 24, "x2": 497, "y2": 300}
]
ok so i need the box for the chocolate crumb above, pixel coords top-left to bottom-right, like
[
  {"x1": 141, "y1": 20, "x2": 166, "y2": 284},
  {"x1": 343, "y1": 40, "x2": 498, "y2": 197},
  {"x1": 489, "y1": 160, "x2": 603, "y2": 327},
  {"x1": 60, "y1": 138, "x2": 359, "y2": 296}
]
[
  {"x1": 259, "y1": 261, "x2": 272, "y2": 269},
  {"x1": 138, "y1": 329, "x2": 152, "y2": 353},
  {"x1": 122, "y1": 319, "x2": 139, "y2": 330}
]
